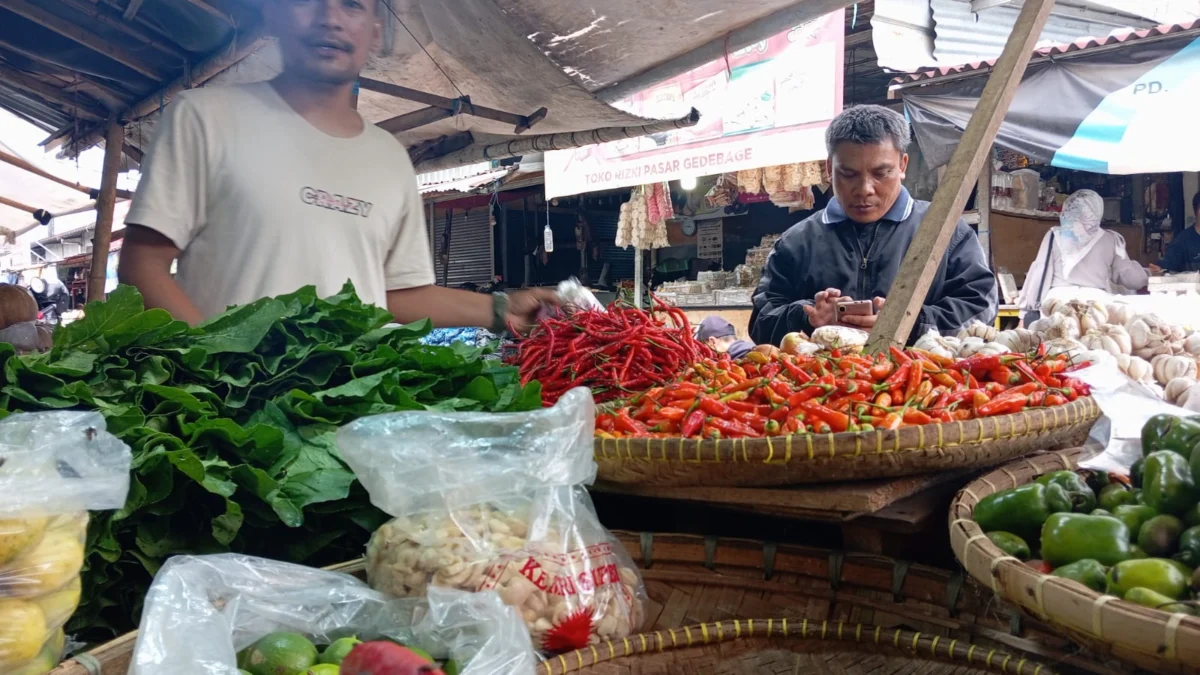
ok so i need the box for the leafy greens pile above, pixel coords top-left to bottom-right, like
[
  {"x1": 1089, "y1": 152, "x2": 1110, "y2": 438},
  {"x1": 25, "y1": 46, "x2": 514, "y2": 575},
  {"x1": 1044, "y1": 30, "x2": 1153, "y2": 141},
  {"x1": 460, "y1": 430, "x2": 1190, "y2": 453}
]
[{"x1": 0, "y1": 283, "x2": 541, "y2": 638}]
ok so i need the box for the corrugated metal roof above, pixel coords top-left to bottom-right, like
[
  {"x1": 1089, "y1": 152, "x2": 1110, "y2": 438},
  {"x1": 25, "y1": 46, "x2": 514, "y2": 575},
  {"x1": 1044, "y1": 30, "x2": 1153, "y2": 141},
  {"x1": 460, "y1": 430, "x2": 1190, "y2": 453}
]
[{"x1": 893, "y1": 18, "x2": 1200, "y2": 85}]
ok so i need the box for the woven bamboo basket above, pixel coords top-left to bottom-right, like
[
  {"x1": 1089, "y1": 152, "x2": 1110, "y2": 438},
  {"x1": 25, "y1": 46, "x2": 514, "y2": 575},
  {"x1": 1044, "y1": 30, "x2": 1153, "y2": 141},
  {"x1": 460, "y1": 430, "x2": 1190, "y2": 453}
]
[
  {"x1": 950, "y1": 448, "x2": 1200, "y2": 673},
  {"x1": 597, "y1": 397, "x2": 1099, "y2": 487},
  {"x1": 50, "y1": 539, "x2": 1101, "y2": 675}
]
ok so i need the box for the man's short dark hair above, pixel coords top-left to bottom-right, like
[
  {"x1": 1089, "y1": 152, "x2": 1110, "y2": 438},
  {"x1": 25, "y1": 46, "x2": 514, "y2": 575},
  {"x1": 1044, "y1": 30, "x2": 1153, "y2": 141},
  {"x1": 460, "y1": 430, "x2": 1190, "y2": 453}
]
[
  {"x1": 825, "y1": 104, "x2": 911, "y2": 154},
  {"x1": 1193, "y1": 191, "x2": 1200, "y2": 214}
]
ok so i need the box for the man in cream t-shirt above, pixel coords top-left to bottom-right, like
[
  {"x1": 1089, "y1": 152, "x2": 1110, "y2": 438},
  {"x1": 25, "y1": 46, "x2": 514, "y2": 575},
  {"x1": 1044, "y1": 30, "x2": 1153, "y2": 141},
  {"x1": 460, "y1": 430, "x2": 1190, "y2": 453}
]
[{"x1": 120, "y1": 0, "x2": 553, "y2": 329}]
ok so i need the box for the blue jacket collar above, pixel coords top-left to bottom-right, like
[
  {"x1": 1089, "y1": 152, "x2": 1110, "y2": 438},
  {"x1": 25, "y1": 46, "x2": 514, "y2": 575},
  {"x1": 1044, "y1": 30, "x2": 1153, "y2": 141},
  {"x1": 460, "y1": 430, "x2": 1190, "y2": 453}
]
[{"x1": 823, "y1": 187, "x2": 914, "y2": 225}]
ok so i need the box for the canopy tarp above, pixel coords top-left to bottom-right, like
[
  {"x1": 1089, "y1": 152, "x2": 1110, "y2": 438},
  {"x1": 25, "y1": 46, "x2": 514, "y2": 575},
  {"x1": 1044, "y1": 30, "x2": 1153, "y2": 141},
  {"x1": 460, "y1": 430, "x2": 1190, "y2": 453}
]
[{"x1": 899, "y1": 29, "x2": 1200, "y2": 174}]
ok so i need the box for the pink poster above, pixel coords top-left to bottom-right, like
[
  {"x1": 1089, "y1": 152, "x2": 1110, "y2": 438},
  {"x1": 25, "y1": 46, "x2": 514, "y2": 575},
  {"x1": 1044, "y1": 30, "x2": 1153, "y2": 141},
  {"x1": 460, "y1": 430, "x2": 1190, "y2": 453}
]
[{"x1": 545, "y1": 13, "x2": 844, "y2": 198}]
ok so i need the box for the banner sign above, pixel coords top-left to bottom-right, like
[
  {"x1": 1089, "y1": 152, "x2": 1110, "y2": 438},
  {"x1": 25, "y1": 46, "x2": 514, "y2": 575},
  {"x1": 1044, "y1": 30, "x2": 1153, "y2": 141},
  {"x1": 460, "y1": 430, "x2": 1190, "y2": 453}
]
[
  {"x1": 902, "y1": 33, "x2": 1200, "y2": 174},
  {"x1": 544, "y1": 12, "x2": 844, "y2": 198}
]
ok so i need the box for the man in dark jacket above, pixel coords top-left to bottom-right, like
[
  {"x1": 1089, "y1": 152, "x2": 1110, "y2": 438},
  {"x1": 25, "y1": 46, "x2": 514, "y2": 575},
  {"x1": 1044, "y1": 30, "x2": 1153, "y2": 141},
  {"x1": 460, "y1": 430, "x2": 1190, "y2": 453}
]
[{"x1": 749, "y1": 105, "x2": 997, "y2": 346}]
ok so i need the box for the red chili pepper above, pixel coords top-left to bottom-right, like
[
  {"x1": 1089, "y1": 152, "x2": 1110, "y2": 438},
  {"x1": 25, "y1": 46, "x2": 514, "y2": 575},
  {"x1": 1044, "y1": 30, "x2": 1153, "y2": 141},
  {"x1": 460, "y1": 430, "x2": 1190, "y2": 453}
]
[
  {"x1": 779, "y1": 357, "x2": 813, "y2": 384},
  {"x1": 905, "y1": 360, "x2": 923, "y2": 401},
  {"x1": 681, "y1": 410, "x2": 706, "y2": 437},
  {"x1": 1029, "y1": 391, "x2": 1047, "y2": 407},
  {"x1": 657, "y1": 407, "x2": 687, "y2": 422},
  {"x1": 728, "y1": 401, "x2": 772, "y2": 415},
  {"x1": 880, "y1": 412, "x2": 903, "y2": 430},
  {"x1": 796, "y1": 400, "x2": 850, "y2": 433},
  {"x1": 769, "y1": 406, "x2": 790, "y2": 422},
  {"x1": 698, "y1": 396, "x2": 735, "y2": 419},
  {"x1": 869, "y1": 361, "x2": 895, "y2": 381},
  {"x1": 787, "y1": 384, "x2": 830, "y2": 407},
  {"x1": 614, "y1": 409, "x2": 648, "y2": 434},
  {"x1": 885, "y1": 363, "x2": 911, "y2": 389},
  {"x1": 977, "y1": 394, "x2": 1028, "y2": 417},
  {"x1": 889, "y1": 346, "x2": 912, "y2": 365},
  {"x1": 709, "y1": 417, "x2": 757, "y2": 437},
  {"x1": 596, "y1": 414, "x2": 616, "y2": 432},
  {"x1": 901, "y1": 408, "x2": 932, "y2": 425}
]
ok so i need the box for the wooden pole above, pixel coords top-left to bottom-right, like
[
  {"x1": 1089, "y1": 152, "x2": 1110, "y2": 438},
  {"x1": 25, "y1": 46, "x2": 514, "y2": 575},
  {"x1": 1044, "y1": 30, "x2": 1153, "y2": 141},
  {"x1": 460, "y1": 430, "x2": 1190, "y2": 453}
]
[
  {"x1": 0, "y1": 0, "x2": 165, "y2": 80},
  {"x1": 87, "y1": 121, "x2": 124, "y2": 302},
  {"x1": 0, "y1": 64, "x2": 109, "y2": 121},
  {"x1": 0, "y1": 195, "x2": 40, "y2": 215},
  {"x1": 865, "y1": 0, "x2": 1055, "y2": 353},
  {"x1": 359, "y1": 78, "x2": 548, "y2": 134},
  {"x1": 977, "y1": 148, "x2": 993, "y2": 265}
]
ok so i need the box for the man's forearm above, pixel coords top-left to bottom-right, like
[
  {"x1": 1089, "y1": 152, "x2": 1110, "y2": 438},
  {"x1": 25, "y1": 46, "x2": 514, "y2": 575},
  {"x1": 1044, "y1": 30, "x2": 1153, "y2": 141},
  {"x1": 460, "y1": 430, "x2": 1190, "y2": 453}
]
[
  {"x1": 387, "y1": 285, "x2": 493, "y2": 328},
  {"x1": 119, "y1": 266, "x2": 204, "y2": 325}
]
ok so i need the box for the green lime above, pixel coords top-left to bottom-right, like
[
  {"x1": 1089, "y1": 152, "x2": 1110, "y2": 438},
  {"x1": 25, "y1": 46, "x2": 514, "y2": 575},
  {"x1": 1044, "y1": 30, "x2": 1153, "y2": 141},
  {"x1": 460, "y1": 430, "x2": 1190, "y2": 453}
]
[
  {"x1": 442, "y1": 658, "x2": 463, "y2": 675},
  {"x1": 319, "y1": 636, "x2": 362, "y2": 665},
  {"x1": 406, "y1": 645, "x2": 434, "y2": 663},
  {"x1": 240, "y1": 632, "x2": 318, "y2": 675},
  {"x1": 238, "y1": 671, "x2": 254, "y2": 675},
  {"x1": 305, "y1": 666, "x2": 340, "y2": 675}
]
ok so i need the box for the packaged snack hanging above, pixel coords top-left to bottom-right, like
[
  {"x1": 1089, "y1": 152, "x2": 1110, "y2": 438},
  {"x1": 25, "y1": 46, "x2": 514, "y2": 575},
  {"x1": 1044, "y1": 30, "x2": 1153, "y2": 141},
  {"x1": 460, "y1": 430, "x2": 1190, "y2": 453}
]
[
  {"x1": 0, "y1": 412, "x2": 131, "y2": 675},
  {"x1": 337, "y1": 388, "x2": 647, "y2": 653},
  {"x1": 131, "y1": 554, "x2": 537, "y2": 675}
]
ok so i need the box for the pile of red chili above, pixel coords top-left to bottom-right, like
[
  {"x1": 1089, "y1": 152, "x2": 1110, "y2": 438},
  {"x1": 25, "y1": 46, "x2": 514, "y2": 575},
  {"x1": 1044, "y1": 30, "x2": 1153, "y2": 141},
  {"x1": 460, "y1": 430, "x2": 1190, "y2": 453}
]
[
  {"x1": 510, "y1": 301, "x2": 713, "y2": 405},
  {"x1": 595, "y1": 345, "x2": 1090, "y2": 439}
]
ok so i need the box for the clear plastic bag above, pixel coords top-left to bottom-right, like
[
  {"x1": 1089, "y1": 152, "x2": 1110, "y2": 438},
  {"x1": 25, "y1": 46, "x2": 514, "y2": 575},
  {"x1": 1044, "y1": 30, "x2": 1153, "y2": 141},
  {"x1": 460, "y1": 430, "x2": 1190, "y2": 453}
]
[
  {"x1": 132, "y1": 554, "x2": 537, "y2": 675},
  {"x1": 338, "y1": 388, "x2": 647, "y2": 653},
  {"x1": 0, "y1": 412, "x2": 132, "y2": 674}
]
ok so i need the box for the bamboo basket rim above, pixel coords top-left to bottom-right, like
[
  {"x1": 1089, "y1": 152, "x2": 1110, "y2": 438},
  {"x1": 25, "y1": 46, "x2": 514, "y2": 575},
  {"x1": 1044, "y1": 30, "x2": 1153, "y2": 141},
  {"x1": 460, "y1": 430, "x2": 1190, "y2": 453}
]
[
  {"x1": 597, "y1": 396, "x2": 1097, "y2": 465},
  {"x1": 948, "y1": 447, "x2": 1200, "y2": 673},
  {"x1": 52, "y1": 534, "x2": 1082, "y2": 675}
]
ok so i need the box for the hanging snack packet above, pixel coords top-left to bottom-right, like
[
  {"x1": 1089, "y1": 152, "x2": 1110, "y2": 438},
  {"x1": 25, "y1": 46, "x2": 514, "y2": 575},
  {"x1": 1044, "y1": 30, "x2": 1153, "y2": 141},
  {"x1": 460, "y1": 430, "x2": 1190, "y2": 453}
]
[
  {"x1": 0, "y1": 412, "x2": 131, "y2": 675},
  {"x1": 338, "y1": 388, "x2": 646, "y2": 653},
  {"x1": 131, "y1": 554, "x2": 537, "y2": 675}
]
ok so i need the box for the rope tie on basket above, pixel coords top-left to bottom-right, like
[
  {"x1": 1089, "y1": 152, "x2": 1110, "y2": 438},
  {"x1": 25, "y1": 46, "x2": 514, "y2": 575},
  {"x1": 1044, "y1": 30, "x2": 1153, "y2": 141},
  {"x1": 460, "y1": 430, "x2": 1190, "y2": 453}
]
[
  {"x1": 1165, "y1": 611, "x2": 1185, "y2": 660},
  {"x1": 74, "y1": 654, "x2": 103, "y2": 675},
  {"x1": 989, "y1": 555, "x2": 1020, "y2": 594},
  {"x1": 1033, "y1": 571, "x2": 1052, "y2": 613},
  {"x1": 1091, "y1": 594, "x2": 1116, "y2": 636}
]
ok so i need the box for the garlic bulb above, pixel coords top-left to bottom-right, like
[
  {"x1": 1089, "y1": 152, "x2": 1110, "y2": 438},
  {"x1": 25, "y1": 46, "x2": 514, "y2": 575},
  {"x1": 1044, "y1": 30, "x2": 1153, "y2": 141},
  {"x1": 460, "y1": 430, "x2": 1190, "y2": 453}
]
[
  {"x1": 913, "y1": 330, "x2": 961, "y2": 360},
  {"x1": 1106, "y1": 302, "x2": 1134, "y2": 327},
  {"x1": 1127, "y1": 313, "x2": 1176, "y2": 360},
  {"x1": 1049, "y1": 299, "x2": 1109, "y2": 334},
  {"x1": 1184, "y1": 334, "x2": 1200, "y2": 357},
  {"x1": 1151, "y1": 354, "x2": 1198, "y2": 386},
  {"x1": 958, "y1": 339, "x2": 1008, "y2": 358},
  {"x1": 994, "y1": 328, "x2": 1041, "y2": 354},
  {"x1": 957, "y1": 320, "x2": 998, "y2": 343},
  {"x1": 1179, "y1": 385, "x2": 1200, "y2": 413},
  {"x1": 1116, "y1": 354, "x2": 1154, "y2": 385},
  {"x1": 1043, "y1": 338, "x2": 1086, "y2": 361},
  {"x1": 1165, "y1": 377, "x2": 1198, "y2": 406},
  {"x1": 1040, "y1": 297, "x2": 1069, "y2": 319},
  {"x1": 1030, "y1": 313, "x2": 1081, "y2": 341},
  {"x1": 811, "y1": 325, "x2": 868, "y2": 351},
  {"x1": 1079, "y1": 324, "x2": 1132, "y2": 356}
]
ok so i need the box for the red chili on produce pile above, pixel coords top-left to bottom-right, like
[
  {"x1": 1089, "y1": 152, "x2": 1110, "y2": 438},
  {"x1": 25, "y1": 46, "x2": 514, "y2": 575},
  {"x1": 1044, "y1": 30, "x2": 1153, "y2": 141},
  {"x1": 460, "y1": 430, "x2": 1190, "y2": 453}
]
[
  {"x1": 508, "y1": 299, "x2": 714, "y2": 405},
  {"x1": 595, "y1": 347, "x2": 1090, "y2": 440}
]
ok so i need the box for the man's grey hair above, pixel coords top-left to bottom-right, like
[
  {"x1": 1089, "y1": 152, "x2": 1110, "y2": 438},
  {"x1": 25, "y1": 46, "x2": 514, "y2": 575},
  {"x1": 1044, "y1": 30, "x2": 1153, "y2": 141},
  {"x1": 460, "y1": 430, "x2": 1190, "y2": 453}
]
[{"x1": 825, "y1": 104, "x2": 911, "y2": 154}]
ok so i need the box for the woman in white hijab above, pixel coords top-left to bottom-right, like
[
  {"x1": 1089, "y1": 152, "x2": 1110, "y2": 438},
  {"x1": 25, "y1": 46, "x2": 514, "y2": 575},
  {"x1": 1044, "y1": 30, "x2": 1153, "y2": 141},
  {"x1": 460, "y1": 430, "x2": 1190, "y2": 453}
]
[{"x1": 1017, "y1": 189, "x2": 1148, "y2": 323}]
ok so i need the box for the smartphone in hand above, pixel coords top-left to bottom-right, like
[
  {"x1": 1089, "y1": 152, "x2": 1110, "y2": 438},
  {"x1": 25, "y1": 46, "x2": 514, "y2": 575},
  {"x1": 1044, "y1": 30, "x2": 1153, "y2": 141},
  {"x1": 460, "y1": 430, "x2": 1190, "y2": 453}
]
[{"x1": 837, "y1": 299, "x2": 875, "y2": 317}]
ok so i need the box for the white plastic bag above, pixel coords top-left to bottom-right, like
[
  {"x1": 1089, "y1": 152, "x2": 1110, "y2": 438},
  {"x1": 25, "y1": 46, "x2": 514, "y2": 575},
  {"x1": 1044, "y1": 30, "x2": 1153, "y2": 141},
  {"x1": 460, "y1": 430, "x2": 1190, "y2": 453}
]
[
  {"x1": 132, "y1": 554, "x2": 537, "y2": 675},
  {"x1": 337, "y1": 388, "x2": 647, "y2": 654},
  {"x1": 1070, "y1": 361, "x2": 1184, "y2": 473},
  {"x1": 0, "y1": 412, "x2": 132, "y2": 674}
]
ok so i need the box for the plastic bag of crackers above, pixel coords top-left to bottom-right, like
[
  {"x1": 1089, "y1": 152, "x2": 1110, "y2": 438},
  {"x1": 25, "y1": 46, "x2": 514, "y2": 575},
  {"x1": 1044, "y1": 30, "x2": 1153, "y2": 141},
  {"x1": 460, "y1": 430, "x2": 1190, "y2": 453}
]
[{"x1": 337, "y1": 388, "x2": 646, "y2": 654}]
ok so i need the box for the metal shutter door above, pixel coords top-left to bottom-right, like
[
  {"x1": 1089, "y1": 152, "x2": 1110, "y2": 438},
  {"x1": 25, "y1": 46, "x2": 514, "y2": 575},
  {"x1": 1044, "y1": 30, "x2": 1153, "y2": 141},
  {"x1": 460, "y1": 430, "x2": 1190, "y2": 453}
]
[
  {"x1": 431, "y1": 208, "x2": 495, "y2": 287},
  {"x1": 589, "y1": 212, "x2": 634, "y2": 282}
]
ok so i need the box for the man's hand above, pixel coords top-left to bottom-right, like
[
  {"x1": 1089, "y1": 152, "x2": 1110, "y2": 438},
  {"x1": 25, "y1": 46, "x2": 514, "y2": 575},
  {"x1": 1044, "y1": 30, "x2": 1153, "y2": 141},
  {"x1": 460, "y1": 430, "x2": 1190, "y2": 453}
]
[
  {"x1": 1149, "y1": 263, "x2": 1164, "y2": 275},
  {"x1": 840, "y1": 297, "x2": 886, "y2": 329},
  {"x1": 504, "y1": 288, "x2": 560, "y2": 335},
  {"x1": 802, "y1": 288, "x2": 843, "y2": 328}
]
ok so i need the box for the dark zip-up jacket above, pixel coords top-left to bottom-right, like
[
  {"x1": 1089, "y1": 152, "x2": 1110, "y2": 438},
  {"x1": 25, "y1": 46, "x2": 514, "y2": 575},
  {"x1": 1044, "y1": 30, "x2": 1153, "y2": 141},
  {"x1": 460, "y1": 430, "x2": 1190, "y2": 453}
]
[{"x1": 749, "y1": 188, "x2": 998, "y2": 346}]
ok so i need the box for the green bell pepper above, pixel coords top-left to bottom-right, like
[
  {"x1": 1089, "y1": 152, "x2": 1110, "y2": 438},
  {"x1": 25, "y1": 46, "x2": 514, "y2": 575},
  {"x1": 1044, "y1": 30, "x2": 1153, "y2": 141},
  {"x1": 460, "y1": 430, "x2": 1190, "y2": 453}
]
[
  {"x1": 1143, "y1": 450, "x2": 1199, "y2": 515},
  {"x1": 1124, "y1": 587, "x2": 1195, "y2": 614},
  {"x1": 1050, "y1": 559, "x2": 1107, "y2": 592},
  {"x1": 1144, "y1": 414, "x2": 1200, "y2": 459},
  {"x1": 1090, "y1": 508, "x2": 1113, "y2": 517},
  {"x1": 1130, "y1": 457, "x2": 1145, "y2": 489},
  {"x1": 975, "y1": 483, "x2": 1072, "y2": 541},
  {"x1": 1137, "y1": 514, "x2": 1184, "y2": 558},
  {"x1": 1112, "y1": 505, "x2": 1158, "y2": 541},
  {"x1": 1099, "y1": 483, "x2": 1136, "y2": 511},
  {"x1": 1108, "y1": 558, "x2": 1190, "y2": 599},
  {"x1": 1041, "y1": 513, "x2": 1133, "y2": 567},
  {"x1": 987, "y1": 532, "x2": 1031, "y2": 561},
  {"x1": 1175, "y1": 525, "x2": 1200, "y2": 568},
  {"x1": 1143, "y1": 414, "x2": 1183, "y2": 456},
  {"x1": 1086, "y1": 470, "x2": 1112, "y2": 494},
  {"x1": 1035, "y1": 471, "x2": 1097, "y2": 512},
  {"x1": 1183, "y1": 503, "x2": 1200, "y2": 528}
]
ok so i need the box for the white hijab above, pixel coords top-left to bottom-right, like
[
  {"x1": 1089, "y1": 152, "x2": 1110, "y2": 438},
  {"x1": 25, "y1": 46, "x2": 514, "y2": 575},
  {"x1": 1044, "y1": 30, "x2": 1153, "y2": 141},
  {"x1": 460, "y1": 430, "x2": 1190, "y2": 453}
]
[{"x1": 1055, "y1": 189, "x2": 1106, "y2": 278}]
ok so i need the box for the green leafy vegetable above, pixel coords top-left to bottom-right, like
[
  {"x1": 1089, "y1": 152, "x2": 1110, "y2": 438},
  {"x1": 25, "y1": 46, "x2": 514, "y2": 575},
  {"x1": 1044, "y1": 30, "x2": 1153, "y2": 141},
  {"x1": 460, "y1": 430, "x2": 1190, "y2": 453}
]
[{"x1": 0, "y1": 283, "x2": 539, "y2": 638}]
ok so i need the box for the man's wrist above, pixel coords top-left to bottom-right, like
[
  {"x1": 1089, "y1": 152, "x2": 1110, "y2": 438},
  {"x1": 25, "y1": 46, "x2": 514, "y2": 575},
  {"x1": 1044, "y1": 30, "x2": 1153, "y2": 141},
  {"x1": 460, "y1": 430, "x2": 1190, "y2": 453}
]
[{"x1": 490, "y1": 292, "x2": 510, "y2": 334}]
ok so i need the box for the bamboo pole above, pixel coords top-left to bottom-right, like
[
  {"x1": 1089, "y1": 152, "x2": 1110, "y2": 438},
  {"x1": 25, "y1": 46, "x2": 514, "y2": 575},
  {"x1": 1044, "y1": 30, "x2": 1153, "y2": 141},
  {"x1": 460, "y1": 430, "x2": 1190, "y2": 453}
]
[
  {"x1": 0, "y1": 148, "x2": 136, "y2": 200},
  {"x1": 88, "y1": 121, "x2": 125, "y2": 302},
  {"x1": 0, "y1": 195, "x2": 40, "y2": 215},
  {"x1": 0, "y1": 64, "x2": 109, "y2": 121},
  {"x1": 54, "y1": 0, "x2": 189, "y2": 61},
  {"x1": 361, "y1": 78, "x2": 548, "y2": 134},
  {"x1": 415, "y1": 108, "x2": 700, "y2": 171},
  {"x1": 864, "y1": 0, "x2": 1056, "y2": 352}
]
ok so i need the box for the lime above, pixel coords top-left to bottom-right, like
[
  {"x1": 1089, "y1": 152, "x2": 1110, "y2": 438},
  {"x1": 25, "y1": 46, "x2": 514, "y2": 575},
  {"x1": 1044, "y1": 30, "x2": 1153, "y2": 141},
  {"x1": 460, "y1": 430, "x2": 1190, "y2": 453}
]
[
  {"x1": 240, "y1": 632, "x2": 318, "y2": 675},
  {"x1": 442, "y1": 658, "x2": 463, "y2": 675},
  {"x1": 407, "y1": 645, "x2": 434, "y2": 663},
  {"x1": 319, "y1": 636, "x2": 361, "y2": 665},
  {"x1": 238, "y1": 671, "x2": 254, "y2": 675},
  {"x1": 306, "y1": 666, "x2": 340, "y2": 675}
]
